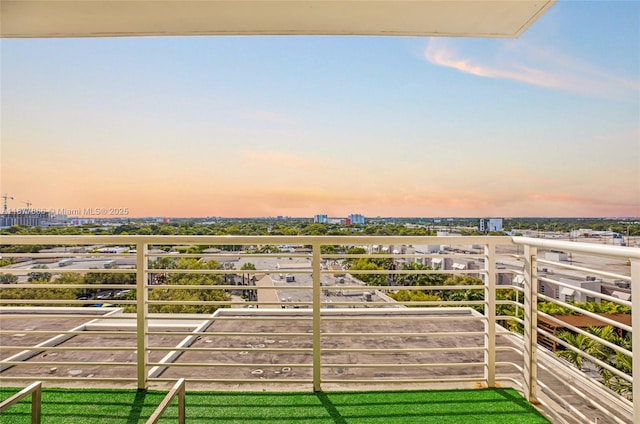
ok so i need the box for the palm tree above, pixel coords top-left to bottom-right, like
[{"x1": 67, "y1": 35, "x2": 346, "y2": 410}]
[
  {"x1": 581, "y1": 327, "x2": 633, "y2": 398},
  {"x1": 612, "y1": 332, "x2": 633, "y2": 398},
  {"x1": 538, "y1": 301, "x2": 573, "y2": 316},
  {"x1": 556, "y1": 331, "x2": 593, "y2": 371},
  {"x1": 586, "y1": 326, "x2": 617, "y2": 362}
]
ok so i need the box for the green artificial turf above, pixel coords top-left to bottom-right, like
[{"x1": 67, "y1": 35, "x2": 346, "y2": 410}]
[{"x1": 0, "y1": 386, "x2": 549, "y2": 423}]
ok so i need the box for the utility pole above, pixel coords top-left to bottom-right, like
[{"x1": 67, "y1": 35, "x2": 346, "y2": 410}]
[{"x1": 2, "y1": 193, "x2": 14, "y2": 214}]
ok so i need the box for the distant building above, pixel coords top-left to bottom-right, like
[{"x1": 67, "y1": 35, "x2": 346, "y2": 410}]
[
  {"x1": 479, "y1": 218, "x2": 503, "y2": 233},
  {"x1": 348, "y1": 214, "x2": 365, "y2": 225},
  {"x1": 276, "y1": 262, "x2": 312, "y2": 271},
  {"x1": 571, "y1": 228, "x2": 594, "y2": 238},
  {"x1": 538, "y1": 274, "x2": 602, "y2": 303},
  {"x1": 0, "y1": 211, "x2": 57, "y2": 227},
  {"x1": 413, "y1": 245, "x2": 441, "y2": 267},
  {"x1": 314, "y1": 214, "x2": 328, "y2": 224},
  {"x1": 70, "y1": 218, "x2": 96, "y2": 226},
  {"x1": 544, "y1": 250, "x2": 568, "y2": 262}
]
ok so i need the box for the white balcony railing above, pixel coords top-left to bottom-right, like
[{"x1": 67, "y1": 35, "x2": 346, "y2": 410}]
[{"x1": 0, "y1": 235, "x2": 638, "y2": 424}]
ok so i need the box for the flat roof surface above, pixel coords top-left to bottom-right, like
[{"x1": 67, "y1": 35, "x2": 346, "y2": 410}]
[
  {"x1": 1, "y1": 308, "x2": 511, "y2": 386},
  {"x1": 0, "y1": 307, "x2": 632, "y2": 424}
]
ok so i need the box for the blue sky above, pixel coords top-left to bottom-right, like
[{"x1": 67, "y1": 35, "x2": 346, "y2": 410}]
[{"x1": 1, "y1": 1, "x2": 639, "y2": 218}]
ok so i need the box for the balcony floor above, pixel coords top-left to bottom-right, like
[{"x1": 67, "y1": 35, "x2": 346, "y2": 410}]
[{"x1": 0, "y1": 386, "x2": 549, "y2": 423}]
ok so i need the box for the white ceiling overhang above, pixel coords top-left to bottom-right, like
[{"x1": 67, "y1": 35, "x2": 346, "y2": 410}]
[{"x1": 1, "y1": 0, "x2": 555, "y2": 39}]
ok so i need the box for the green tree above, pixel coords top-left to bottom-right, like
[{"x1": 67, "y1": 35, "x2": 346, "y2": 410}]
[
  {"x1": 496, "y1": 288, "x2": 524, "y2": 334},
  {"x1": 240, "y1": 263, "x2": 256, "y2": 271},
  {"x1": 343, "y1": 247, "x2": 367, "y2": 267},
  {"x1": 0, "y1": 258, "x2": 15, "y2": 267},
  {"x1": 148, "y1": 274, "x2": 229, "y2": 313},
  {"x1": 396, "y1": 262, "x2": 446, "y2": 287},
  {"x1": 145, "y1": 258, "x2": 229, "y2": 313},
  {"x1": 321, "y1": 245, "x2": 336, "y2": 255},
  {"x1": 300, "y1": 223, "x2": 328, "y2": 235},
  {"x1": 538, "y1": 301, "x2": 574, "y2": 315},
  {"x1": 556, "y1": 331, "x2": 593, "y2": 371},
  {"x1": 0, "y1": 273, "x2": 83, "y2": 306},
  {"x1": 0, "y1": 273, "x2": 18, "y2": 284},
  {"x1": 350, "y1": 259, "x2": 387, "y2": 285},
  {"x1": 585, "y1": 327, "x2": 633, "y2": 398},
  {"x1": 388, "y1": 290, "x2": 441, "y2": 306},
  {"x1": 27, "y1": 264, "x2": 52, "y2": 282},
  {"x1": 438, "y1": 276, "x2": 484, "y2": 307}
]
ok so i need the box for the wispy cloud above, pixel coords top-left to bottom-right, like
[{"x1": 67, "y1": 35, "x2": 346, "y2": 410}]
[{"x1": 424, "y1": 38, "x2": 640, "y2": 97}]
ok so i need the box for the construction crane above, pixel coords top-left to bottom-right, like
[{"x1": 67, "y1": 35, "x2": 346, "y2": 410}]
[
  {"x1": 23, "y1": 200, "x2": 32, "y2": 210},
  {"x1": 2, "y1": 193, "x2": 14, "y2": 214}
]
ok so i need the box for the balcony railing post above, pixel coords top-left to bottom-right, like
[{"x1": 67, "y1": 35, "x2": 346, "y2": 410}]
[
  {"x1": 522, "y1": 244, "x2": 538, "y2": 403},
  {"x1": 31, "y1": 382, "x2": 41, "y2": 424},
  {"x1": 312, "y1": 241, "x2": 322, "y2": 391},
  {"x1": 631, "y1": 258, "x2": 639, "y2": 424},
  {"x1": 484, "y1": 242, "x2": 496, "y2": 387},
  {"x1": 178, "y1": 379, "x2": 185, "y2": 424},
  {"x1": 136, "y1": 241, "x2": 149, "y2": 389}
]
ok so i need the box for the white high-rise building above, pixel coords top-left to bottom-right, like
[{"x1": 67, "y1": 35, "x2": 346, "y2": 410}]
[
  {"x1": 489, "y1": 218, "x2": 503, "y2": 232},
  {"x1": 480, "y1": 218, "x2": 503, "y2": 233}
]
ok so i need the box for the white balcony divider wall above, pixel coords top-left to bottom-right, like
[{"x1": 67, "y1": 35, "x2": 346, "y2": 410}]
[{"x1": 0, "y1": 235, "x2": 638, "y2": 424}]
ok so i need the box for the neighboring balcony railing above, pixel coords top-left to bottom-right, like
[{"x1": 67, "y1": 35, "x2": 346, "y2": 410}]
[{"x1": 0, "y1": 234, "x2": 638, "y2": 424}]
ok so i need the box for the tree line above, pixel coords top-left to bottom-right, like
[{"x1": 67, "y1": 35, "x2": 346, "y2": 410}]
[
  {"x1": 2, "y1": 217, "x2": 637, "y2": 238},
  {"x1": 0, "y1": 258, "x2": 229, "y2": 314}
]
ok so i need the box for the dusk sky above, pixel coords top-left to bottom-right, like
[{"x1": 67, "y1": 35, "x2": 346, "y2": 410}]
[{"x1": 1, "y1": 1, "x2": 639, "y2": 218}]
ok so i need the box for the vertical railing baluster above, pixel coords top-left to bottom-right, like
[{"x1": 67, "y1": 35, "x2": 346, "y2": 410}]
[
  {"x1": 178, "y1": 379, "x2": 186, "y2": 424},
  {"x1": 523, "y1": 243, "x2": 538, "y2": 402},
  {"x1": 485, "y1": 241, "x2": 496, "y2": 387},
  {"x1": 631, "y1": 258, "x2": 639, "y2": 424},
  {"x1": 31, "y1": 382, "x2": 41, "y2": 424},
  {"x1": 312, "y1": 241, "x2": 322, "y2": 391},
  {"x1": 136, "y1": 241, "x2": 149, "y2": 389}
]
